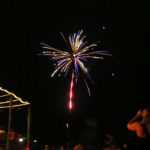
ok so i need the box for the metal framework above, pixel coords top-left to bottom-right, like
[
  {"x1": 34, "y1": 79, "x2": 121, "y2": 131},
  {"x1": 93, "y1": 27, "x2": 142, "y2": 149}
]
[
  {"x1": 0, "y1": 87, "x2": 30, "y2": 108},
  {"x1": 0, "y1": 86, "x2": 30, "y2": 150}
]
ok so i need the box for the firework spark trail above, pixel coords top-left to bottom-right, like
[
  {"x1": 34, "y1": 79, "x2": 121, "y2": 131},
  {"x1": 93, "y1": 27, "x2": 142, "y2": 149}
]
[{"x1": 69, "y1": 71, "x2": 74, "y2": 112}]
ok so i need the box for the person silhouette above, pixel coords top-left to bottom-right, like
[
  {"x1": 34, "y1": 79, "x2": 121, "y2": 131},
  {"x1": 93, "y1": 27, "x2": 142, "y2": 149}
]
[
  {"x1": 79, "y1": 117, "x2": 101, "y2": 150},
  {"x1": 127, "y1": 107, "x2": 150, "y2": 149},
  {"x1": 103, "y1": 134, "x2": 121, "y2": 150}
]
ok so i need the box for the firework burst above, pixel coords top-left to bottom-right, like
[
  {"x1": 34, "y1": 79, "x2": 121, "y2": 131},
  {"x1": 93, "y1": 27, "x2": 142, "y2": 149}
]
[{"x1": 41, "y1": 30, "x2": 112, "y2": 110}]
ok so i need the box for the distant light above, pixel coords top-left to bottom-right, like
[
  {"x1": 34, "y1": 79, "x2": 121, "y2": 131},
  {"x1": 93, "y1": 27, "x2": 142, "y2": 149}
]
[
  {"x1": 18, "y1": 138, "x2": 23, "y2": 142},
  {"x1": 0, "y1": 130, "x2": 5, "y2": 134},
  {"x1": 45, "y1": 145, "x2": 49, "y2": 149},
  {"x1": 33, "y1": 139, "x2": 37, "y2": 143},
  {"x1": 102, "y1": 26, "x2": 106, "y2": 30},
  {"x1": 112, "y1": 72, "x2": 115, "y2": 76},
  {"x1": 123, "y1": 144, "x2": 127, "y2": 148}
]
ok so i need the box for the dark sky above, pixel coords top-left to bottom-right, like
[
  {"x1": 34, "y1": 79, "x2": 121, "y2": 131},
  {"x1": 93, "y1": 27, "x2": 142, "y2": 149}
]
[{"x1": 0, "y1": 0, "x2": 150, "y2": 148}]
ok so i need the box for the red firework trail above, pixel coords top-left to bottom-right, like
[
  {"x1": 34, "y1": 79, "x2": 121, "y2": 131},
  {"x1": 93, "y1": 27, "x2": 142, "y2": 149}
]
[{"x1": 69, "y1": 71, "x2": 74, "y2": 111}]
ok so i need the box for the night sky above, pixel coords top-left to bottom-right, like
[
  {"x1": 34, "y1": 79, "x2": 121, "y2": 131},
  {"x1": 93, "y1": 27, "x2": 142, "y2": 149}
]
[{"x1": 0, "y1": 0, "x2": 150, "y2": 148}]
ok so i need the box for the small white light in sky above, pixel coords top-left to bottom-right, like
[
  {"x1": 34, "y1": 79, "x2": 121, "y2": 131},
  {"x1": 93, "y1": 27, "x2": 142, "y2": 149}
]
[
  {"x1": 102, "y1": 26, "x2": 106, "y2": 30},
  {"x1": 33, "y1": 139, "x2": 37, "y2": 143},
  {"x1": 112, "y1": 72, "x2": 115, "y2": 76}
]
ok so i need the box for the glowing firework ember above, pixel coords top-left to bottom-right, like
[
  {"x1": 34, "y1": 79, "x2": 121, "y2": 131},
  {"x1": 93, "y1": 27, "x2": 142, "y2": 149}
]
[
  {"x1": 69, "y1": 71, "x2": 74, "y2": 111},
  {"x1": 41, "y1": 30, "x2": 112, "y2": 110}
]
